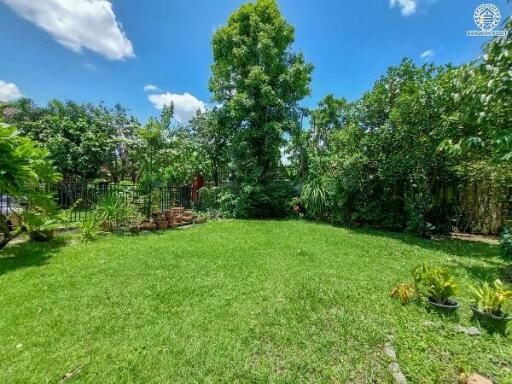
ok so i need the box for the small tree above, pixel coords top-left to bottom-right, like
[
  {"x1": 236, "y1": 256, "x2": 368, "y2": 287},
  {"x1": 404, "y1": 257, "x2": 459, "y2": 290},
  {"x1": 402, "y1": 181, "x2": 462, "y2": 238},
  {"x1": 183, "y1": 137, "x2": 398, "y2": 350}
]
[{"x1": 0, "y1": 123, "x2": 61, "y2": 249}]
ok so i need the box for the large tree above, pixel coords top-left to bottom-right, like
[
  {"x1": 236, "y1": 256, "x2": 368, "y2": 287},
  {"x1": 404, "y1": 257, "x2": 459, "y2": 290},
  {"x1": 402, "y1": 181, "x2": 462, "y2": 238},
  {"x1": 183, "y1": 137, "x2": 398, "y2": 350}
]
[{"x1": 209, "y1": 0, "x2": 313, "y2": 189}]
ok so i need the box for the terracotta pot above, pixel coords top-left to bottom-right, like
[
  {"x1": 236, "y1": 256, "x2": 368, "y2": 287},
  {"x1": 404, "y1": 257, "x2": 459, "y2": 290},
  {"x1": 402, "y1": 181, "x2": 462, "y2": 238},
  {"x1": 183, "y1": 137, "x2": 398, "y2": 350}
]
[
  {"x1": 139, "y1": 222, "x2": 156, "y2": 230},
  {"x1": 157, "y1": 221, "x2": 169, "y2": 229},
  {"x1": 175, "y1": 216, "x2": 184, "y2": 223},
  {"x1": 182, "y1": 215, "x2": 193, "y2": 223},
  {"x1": 184, "y1": 210, "x2": 193, "y2": 216}
]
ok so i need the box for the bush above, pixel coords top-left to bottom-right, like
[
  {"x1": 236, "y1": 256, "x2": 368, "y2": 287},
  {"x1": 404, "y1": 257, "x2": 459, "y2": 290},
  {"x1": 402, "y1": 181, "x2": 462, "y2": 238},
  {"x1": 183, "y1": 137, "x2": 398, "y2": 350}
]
[
  {"x1": 235, "y1": 181, "x2": 293, "y2": 219},
  {"x1": 200, "y1": 182, "x2": 294, "y2": 219},
  {"x1": 501, "y1": 226, "x2": 512, "y2": 260},
  {"x1": 199, "y1": 186, "x2": 237, "y2": 217}
]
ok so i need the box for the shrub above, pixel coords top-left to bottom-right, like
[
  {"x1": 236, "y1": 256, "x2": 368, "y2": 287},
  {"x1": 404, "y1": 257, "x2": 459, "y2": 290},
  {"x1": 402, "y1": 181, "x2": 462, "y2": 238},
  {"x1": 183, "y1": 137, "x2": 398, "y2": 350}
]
[
  {"x1": 235, "y1": 181, "x2": 293, "y2": 219},
  {"x1": 199, "y1": 186, "x2": 237, "y2": 217}
]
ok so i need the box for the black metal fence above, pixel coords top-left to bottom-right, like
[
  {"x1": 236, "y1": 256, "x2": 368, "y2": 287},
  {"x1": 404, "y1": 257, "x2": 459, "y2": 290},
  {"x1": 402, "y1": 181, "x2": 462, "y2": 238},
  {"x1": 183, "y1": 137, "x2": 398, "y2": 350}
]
[{"x1": 1, "y1": 183, "x2": 201, "y2": 223}]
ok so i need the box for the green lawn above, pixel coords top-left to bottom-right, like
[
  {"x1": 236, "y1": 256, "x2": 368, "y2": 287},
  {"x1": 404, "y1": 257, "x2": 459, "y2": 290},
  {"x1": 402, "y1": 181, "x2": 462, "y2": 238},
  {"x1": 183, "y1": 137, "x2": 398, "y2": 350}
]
[{"x1": 0, "y1": 220, "x2": 510, "y2": 383}]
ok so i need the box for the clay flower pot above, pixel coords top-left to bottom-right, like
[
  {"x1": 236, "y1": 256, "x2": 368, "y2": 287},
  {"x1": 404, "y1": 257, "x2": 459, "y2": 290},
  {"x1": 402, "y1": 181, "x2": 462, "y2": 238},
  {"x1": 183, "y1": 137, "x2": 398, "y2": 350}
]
[
  {"x1": 139, "y1": 222, "x2": 156, "y2": 231},
  {"x1": 182, "y1": 215, "x2": 193, "y2": 224},
  {"x1": 157, "y1": 220, "x2": 169, "y2": 229}
]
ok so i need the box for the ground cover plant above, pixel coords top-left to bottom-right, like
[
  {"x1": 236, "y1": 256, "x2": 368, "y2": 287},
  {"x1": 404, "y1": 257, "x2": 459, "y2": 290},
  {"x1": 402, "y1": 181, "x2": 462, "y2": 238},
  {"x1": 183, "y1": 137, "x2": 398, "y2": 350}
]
[{"x1": 0, "y1": 220, "x2": 510, "y2": 383}]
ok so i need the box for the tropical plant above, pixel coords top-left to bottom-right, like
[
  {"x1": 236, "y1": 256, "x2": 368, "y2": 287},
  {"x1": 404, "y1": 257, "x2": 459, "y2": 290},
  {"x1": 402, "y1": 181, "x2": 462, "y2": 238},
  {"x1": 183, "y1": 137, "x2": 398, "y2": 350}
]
[
  {"x1": 412, "y1": 263, "x2": 459, "y2": 304},
  {"x1": 0, "y1": 123, "x2": 61, "y2": 249},
  {"x1": 80, "y1": 214, "x2": 100, "y2": 243},
  {"x1": 390, "y1": 283, "x2": 416, "y2": 304},
  {"x1": 21, "y1": 210, "x2": 55, "y2": 233},
  {"x1": 470, "y1": 279, "x2": 512, "y2": 317},
  {"x1": 301, "y1": 176, "x2": 333, "y2": 218}
]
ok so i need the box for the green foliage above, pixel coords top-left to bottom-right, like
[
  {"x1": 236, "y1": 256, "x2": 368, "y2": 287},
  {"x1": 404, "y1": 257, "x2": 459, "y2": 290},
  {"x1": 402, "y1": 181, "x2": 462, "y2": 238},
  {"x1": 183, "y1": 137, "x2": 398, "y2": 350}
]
[
  {"x1": 437, "y1": 18, "x2": 512, "y2": 163},
  {"x1": 470, "y1": 279, "x2": 512, "y2": 317},
  {"x1": 412, "y1": 263, "x2": 459, "y2": 304},
  {"x1": 199, "y1": 186, "x2": 237, "y2": 217},
  {"x1": 501, "y1": 226, "x2": 512, "y2": 260},
  {"x1": 2, "y1": 100, "x2": 141, "y2": 182},
  {"x1": 189, "y1": 108, "x2": 230, "y2": 187},
  {"x1": 0, "y1": 123, "x2": 61, "y2": 195},
  {"x1": 235, "y1": 181, "x2": 293, "y2": 219},
  {"x1": 0, "y1": 122, "x2": 61, "y2": 249},
  {"x1": 21, "y1": 210, "x2": 56, "y2": 234}
]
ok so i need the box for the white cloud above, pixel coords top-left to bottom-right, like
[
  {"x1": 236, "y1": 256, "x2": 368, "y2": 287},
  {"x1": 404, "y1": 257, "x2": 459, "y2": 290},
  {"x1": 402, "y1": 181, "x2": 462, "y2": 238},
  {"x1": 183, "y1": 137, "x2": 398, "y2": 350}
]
[
  {"x1": 1, "y1": 0, "x2": 134, "y2": 60},
  {"x1": 144, "y1": 84, "x2": 160, "y2": 92},
  {"x1": 148, "y1": 91, "x2": 206, "y2": 123},
  {"x1": 0, "y1": 80, "x2": 23, "y2": 102},
  {"x1": 390, "y1": 0, "x2": 417, "y2": 16},
  {"x1": 420, "y1": 49, "x2": 434, "y2": 60}
]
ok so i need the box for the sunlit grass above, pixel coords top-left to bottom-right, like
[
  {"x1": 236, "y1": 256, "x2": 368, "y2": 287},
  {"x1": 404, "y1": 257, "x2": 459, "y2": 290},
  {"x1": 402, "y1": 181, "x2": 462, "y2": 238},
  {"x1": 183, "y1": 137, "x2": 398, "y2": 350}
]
[{"x1": 0, "y1": 220, "x2": 509, "y2": 383}]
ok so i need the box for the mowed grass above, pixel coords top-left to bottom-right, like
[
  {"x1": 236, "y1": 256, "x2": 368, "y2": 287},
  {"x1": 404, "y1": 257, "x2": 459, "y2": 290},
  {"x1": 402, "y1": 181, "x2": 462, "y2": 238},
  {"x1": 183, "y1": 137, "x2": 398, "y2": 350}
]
[{"x1": 0, "y1": 220, "x2": 510, "y2": 383}]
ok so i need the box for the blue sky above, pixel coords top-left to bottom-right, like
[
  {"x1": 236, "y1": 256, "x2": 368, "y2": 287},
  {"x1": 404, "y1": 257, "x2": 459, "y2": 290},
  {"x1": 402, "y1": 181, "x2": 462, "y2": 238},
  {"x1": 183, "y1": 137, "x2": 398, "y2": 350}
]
[{"x1": 0, "y1": 0, "x2": 510, "y2": 123}]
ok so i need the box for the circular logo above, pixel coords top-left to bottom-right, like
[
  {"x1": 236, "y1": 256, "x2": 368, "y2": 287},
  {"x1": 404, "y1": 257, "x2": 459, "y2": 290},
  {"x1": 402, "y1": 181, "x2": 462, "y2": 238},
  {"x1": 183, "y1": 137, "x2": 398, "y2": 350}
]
[{"x1": 473, "y1": 4, "x2": 501, "y2": 31}]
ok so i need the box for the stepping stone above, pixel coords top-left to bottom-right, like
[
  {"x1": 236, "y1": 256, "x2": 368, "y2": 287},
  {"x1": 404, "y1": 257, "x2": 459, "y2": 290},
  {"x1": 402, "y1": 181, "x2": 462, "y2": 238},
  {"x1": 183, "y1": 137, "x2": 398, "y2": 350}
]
[
  {"x1": 384, "y1": 343, "x2": 397, "y2": 360},
  {"x1": 388, "y1": 363, "x2": 407, "y2": 384},
  {"x1": 466, "y1": 373, "x2": 493, "y2": 384},
  {"x1": 454, "y1": 326, "x2": 482, "y2": 336}
]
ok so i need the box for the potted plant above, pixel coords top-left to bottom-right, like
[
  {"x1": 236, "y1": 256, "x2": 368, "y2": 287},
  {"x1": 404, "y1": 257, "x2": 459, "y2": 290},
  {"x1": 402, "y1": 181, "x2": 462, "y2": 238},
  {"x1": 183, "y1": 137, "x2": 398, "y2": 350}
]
[
  {"x1": 470, "y1": 279, "x2": 512, "y2": 333},
  {"x1": 412, "y1": 263, "x2": 459, "y2": 311}
]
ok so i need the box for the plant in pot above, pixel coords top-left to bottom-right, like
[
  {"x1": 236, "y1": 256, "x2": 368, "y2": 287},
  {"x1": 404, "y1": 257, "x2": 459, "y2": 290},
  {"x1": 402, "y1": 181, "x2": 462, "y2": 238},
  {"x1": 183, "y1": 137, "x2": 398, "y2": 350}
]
[
  {"x1": 412, "y1": 263, "x2": 459, "y2": 311},
  {"x1": 470, "y1": 279, "x2": 511, "y2": 333}
]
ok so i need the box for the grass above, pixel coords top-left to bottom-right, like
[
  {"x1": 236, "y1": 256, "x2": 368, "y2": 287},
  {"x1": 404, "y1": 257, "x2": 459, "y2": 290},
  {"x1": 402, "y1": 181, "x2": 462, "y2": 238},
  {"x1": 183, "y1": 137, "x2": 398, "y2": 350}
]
[{"x1": 0, "y1": 220, "x2": 510, "y2": 383}]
